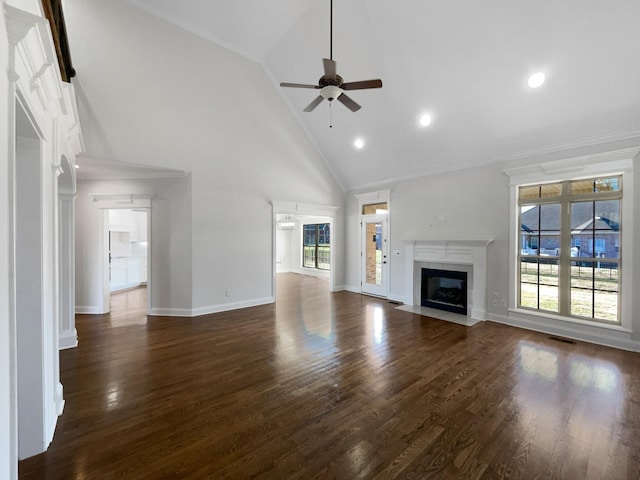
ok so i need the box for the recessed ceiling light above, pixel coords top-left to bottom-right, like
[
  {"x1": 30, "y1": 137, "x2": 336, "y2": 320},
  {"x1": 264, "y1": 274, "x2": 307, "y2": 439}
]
[
  {"x1": 528, "y1": 72, "x2": 545, "y2": 88},
  {"x1": 419, "y1": 113, "x2": 432, "y2": 127},
  {"x1": 354, "y1": 138, "x2": 365, "y2": 149},
  {"x1": 74, "y1": 165, "x2": 79, "y2": 169}
]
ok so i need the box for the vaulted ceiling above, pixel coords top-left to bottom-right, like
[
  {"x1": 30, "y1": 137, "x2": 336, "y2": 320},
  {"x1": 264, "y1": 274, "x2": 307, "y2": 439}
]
[{"x1": 122, "y1": 0, "x2": 640, "y2": 190}]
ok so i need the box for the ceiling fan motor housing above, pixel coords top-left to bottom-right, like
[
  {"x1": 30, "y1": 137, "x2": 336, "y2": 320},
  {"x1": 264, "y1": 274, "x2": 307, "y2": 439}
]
[{"x1": 319, "y1": 74, "x2": 344, "y2": 87}]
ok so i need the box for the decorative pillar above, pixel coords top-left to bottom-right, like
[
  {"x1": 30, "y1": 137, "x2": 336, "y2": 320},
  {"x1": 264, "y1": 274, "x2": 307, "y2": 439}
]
[{"x1": 58, "y1": 192, "x2": 77, "y2": 349}]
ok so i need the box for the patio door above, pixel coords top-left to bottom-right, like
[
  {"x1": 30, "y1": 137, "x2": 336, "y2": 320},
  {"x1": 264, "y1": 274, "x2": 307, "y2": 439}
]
[{"x1": 361, "y1": 215, "x2": 388, "y2": 297}]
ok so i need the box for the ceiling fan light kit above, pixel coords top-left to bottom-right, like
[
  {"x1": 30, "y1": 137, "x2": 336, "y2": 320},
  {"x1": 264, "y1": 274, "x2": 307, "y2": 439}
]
[
  {"x1": 321, "y1": 85, "x2": 342, "y2": 102},
  {"x1": 280, "y1": 0, "x2": 383, "y2": 114}
]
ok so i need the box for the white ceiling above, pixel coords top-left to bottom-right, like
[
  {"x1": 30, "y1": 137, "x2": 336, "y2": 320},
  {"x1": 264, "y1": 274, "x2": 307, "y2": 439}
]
[{"x1": 126, "y1": 0, "x2": 640, "y2": 190}]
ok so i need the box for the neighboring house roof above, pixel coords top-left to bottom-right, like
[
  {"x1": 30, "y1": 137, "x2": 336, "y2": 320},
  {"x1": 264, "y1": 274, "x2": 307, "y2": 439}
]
[{"x1": 521, "y1": 200, "x2": 620, "y2": 233}]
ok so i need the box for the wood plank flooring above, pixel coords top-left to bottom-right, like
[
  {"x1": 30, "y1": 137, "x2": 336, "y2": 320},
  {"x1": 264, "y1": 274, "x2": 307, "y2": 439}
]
[{"x1": 19, "y1": 273, "x2": 640, "y2": 479}]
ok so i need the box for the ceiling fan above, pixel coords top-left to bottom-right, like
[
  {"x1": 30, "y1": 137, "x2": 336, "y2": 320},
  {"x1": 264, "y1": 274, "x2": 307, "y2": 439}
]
[{"x1": 279, "y1": 0, "x2": 383, "y2": 113}]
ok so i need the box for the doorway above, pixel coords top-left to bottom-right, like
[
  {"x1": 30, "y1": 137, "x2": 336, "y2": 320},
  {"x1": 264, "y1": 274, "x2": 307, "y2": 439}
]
[
  {"x1": 103, "y1": 208, "x2": 150, "y2": 313},
  {"x1": 276, "y1": 214, "x2": 332, "y2": 280},
  {"x1": 355, "y1": 191, "x2": 391, "y2": 299},
  {"x1": 361, "y1": 214, "x2": 389, "y2": 297},
  {"x1": 271, "y1": 201, "x2": 339, "y2": 299}
]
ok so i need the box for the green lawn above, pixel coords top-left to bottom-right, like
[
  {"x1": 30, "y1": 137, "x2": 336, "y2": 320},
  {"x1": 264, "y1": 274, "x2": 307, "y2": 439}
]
[
  {"x1": 303, "y1": 245, "x2": 330, "y2": 270},
  {"x1": 520, "y1": 262, "x2": 618, "y2": 321}
]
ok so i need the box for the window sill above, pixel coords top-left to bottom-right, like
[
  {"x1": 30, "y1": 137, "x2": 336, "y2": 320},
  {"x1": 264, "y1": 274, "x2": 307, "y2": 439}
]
[{"x1": 509, "y1": 308, "x2": 632, "y2": 333}]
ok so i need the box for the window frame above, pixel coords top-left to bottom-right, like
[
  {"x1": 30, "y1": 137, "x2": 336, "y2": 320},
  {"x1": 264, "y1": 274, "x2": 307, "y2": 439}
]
[
  {"x1": 505, "y1": 151, "x2": 635, "y2": 333},
  {"x1": 517, "y1": 177, "x2": 622, "y2": 323}
]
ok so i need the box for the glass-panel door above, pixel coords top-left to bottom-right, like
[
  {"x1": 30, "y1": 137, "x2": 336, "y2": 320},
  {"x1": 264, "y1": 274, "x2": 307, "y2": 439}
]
[{"x1": 361, "y1": 215, "x2": 388, "y2": 297}]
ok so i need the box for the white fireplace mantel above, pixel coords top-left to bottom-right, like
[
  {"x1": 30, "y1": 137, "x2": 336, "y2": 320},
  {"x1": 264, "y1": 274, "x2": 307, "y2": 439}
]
[{"x1": 405, "y1": 239, "x2": 493, "y2": 324}]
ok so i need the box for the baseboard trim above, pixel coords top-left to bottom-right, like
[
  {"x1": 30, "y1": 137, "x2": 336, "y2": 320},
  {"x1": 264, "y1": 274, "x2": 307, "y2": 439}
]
[
  {"x1": 191, "y1": 297, "x2": 275, "y2": 317},
  {"x1": 388, "y1": 294, "x2": 412, "y2": 305},
  {"x1": 289, "y1": 267, "x2": 330, "y2": 280},
  {"x1": 487, "y1": 312, "x2": 640, "y2": 352},
  {"x1": 55, "y1": 382, "x2": 64, "y2": 416},
  {"x1": 148, "y1": 307, "x2": 193, "y2": 317},
  {"x1": 75, "y1": 306, "x2": 104, "y2": 314},
  {"x1": 59, "y1": 330, "x2": 78, "y2": 350},
  {"x1": 148, "y1": 297, "x2": 277, "y2": 318},
  {"x1": 343, "y1": 285, "x2": 361, "y2": 294}
]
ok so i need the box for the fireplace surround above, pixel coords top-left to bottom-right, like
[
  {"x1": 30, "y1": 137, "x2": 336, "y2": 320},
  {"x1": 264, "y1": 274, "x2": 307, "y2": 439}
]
[{"x1": 405, "y1": 240, "x2": 492, "y2": 325}]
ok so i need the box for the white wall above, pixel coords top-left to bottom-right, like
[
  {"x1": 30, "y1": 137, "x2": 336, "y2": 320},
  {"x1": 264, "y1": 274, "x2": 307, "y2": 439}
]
[
  {"x1": 347, "y1": 142, "x2": 640, "y2": 351},
  {"x1": 65, "y1": 0, "x2": 344, "y2": 316},
  {"x1": 0, "y1": 4, "x2": 16, "y2": 477},
  {"x1": 75, "y1": 177, "x2": 192, "y2": 315}
]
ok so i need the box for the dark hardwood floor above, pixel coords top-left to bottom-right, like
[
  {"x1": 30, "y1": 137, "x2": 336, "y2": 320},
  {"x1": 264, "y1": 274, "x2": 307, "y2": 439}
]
[{"x1": 19, "y1": 273, "x2": 640, "y2": 479}]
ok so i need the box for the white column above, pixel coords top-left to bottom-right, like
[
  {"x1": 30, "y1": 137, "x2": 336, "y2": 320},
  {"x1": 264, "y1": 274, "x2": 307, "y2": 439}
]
[
  {"x1": 15, "y1": 135, "x2": 50, "y2": 459},
  {"x1": 0, "y1": 11, "x2": 17, "y2": 479},
  {"x1": 58, "y1": 193, "x2": 77, "y2": 349}
]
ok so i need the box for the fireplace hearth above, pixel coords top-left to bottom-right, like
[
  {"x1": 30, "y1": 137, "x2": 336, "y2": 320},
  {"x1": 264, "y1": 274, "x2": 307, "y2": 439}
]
[{"x1": 421, "y1": 268, "x2": 468, "y2": 315}]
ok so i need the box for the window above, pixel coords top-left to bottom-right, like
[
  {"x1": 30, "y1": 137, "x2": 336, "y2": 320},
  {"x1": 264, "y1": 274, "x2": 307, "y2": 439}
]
[
  {"x1": 362, "y1": 202, "x2": 388, "y2": 215},
  {"x1": 518, "y1": 176, "x2": 622, "y2": 323},
  {"x1": 303, "y1": 223, "x2": 330, "y2": 270}
]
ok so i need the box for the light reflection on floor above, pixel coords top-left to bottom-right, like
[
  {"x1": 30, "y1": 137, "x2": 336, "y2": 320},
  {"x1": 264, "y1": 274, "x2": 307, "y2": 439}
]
[
  {"x1": 274, "y1": 275, "x2": 337, "y2": 367},
  {"x1": 515, "y1": 340, "x2": 624, "y2": 457},
  {"x1": 272, "y1": 275, "x2": 392, "y2": 394},
  {"x1": 517, "y1": 340, "x2": 620, "y2": 392},
  {"x1": 108, "y1": 286, "x2": 148, "y2": 326}
]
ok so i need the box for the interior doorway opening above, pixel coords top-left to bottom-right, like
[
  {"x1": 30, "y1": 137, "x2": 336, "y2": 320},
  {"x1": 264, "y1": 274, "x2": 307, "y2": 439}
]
[
  {"x1": 276, "y1": 214, "x2": 331, "y2": 277},
  {"x1": 103, "y1": 208, "x2": 150, "y2": 314},
  {"x1": 271, "y1": 201, "x2": 339, "y2": 300}
]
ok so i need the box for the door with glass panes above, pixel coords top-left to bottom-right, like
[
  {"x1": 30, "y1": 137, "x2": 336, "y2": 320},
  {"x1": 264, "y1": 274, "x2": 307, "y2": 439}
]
[{"x1": 361, "y1": 215, "x2": 388, "y2": 297}]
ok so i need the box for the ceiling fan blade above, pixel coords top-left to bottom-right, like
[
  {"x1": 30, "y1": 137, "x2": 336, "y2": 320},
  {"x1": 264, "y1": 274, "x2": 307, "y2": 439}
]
[
  {"x1": 280, "y1": 82, "x2": 320, "y2": 89},
  {"x1": 323, "y1": 58, "x2": 337, "y2": 80},
  {"x1": 341, "y1": 79, "x2": 383, "y2": 90},
  {"x1": 303, "y1": 95, "x2": 325, "y2": 112},
  {"x1": 337, "y1": 93, "x2": 361, "y2": 112}
]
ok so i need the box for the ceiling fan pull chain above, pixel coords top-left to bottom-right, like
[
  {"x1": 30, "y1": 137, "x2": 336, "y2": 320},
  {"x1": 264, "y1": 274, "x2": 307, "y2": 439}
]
[{"x1": 329, "y1": 102, "x2": 333, "y2": 128}]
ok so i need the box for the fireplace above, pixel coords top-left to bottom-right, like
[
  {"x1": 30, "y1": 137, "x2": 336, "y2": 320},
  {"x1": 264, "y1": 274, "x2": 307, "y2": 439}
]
[
  {"x1": 405, "y1": 240, "x2": 492, "y2": 325},
  {"x1": 421, "y1": 268, "x2": 468, "y2": 315}
]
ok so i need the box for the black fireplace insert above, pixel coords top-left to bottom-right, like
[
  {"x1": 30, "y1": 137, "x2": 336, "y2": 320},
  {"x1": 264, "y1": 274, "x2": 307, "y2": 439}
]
[{"x1": 421, "y1": 268, "x2": 467, "y2": 315}]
